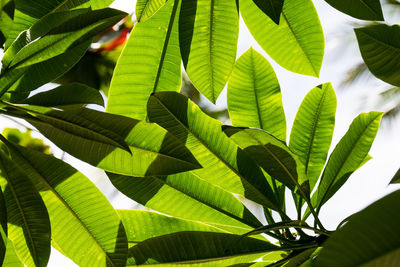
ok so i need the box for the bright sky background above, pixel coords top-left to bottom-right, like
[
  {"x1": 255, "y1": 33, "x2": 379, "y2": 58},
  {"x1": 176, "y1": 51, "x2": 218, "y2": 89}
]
[{"x1": 1, "y1": 0, "x2": 400, "y2": 266}]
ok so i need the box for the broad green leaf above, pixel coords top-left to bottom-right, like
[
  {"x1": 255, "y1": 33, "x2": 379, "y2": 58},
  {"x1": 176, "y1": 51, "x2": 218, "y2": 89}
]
[
  {"x1": 252, "y1": 0, "x2": 284, "y2": 24},
  {"x1": 284, "y1": 248, "x2": 316, "y2": 267},
  {"x1": 4, "y1": 8, "x2": 126, "y2": 70},
  {"x1": 20, "y1": 83, "x2": 104, "y2": 108},
  {"x1": 315, "y1": 190, "x2": 400, "y2": 267},
  {"x1": 107, "y1": 0, "x2": 181, "y2": 121},
  {"x1": 90, "y1": 0, "x2": 114, "y2": 9},
  {"x1": 179, "y1": 0, "x2": 239, "y2": 103},
  {"x1": 135, "y1": 0, "x2": 167, "y2": 22},
  {"x1": 0, "y1": 151, "x2": 50, "y2": 267},
  {"x1": 355, "y1": 24, "x2": 400, "y2": 87},
  {"x1": 147, "y1": 91, "x2": 280, "y2": 211},
  {"x1": 390, "y1": 167, "x2": 400, "y2": 184},
  {"x1": 3, "y1": 140, "x2": 128, "y2": 267},
  {"x1": 0, "y1": 224, "x2": 5, "y2": 266},
  {"x1": 127, "y1": 231, "x2": 278, "y2": 265},
  {"x1": 118, "y1": 210, "x2": 221, "y2": 245},
  {"x1": 315, "y1": 112, "x2": 383, "y2": 211},
  {"x1": 227, "y1": 47, "x2": 286, "y2": 141},
  {"x1": 324, "y1": 0, "x2": 383, "y2": 21},
  {"x1": 223, "y1": 127, "x2": 308, "y2": 196},
  {"x1": 0, "y1": 0, "x2": 14, "y2": 47},
  {"x1": 3, "y1": 104, "x2": 201, "y2": 176},
  {"x1": 289, "y1": 83, "x2": 336, "y2": 191},
  {"x1": 109, "y1": 172, "x2": 263, "y2": 234},
  {"x1": 240, "y1": 0, "x2": 324, "y2": 77},
  {"x1": 0, "y1": 41, "x2": 90, "y2": 102},
  {"x1": 2, "y1": 237, "x2": 24, "y2": 267},
  {"x1": 0, "y1": 188, "x2": 6, "y2": 234}
]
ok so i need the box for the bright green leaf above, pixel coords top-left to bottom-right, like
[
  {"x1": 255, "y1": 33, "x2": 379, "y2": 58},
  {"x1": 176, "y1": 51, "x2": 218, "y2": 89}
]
[
  {"x1": 3, "y1": 104, "x2": 201, "y2": 176},
  {"x1": 252, "y1": 0, "x2": 284, "y2": 24},
  {"x1": 20, "y1": 83, "x2": 104, "y2": 108},
  {"x1": 3, "y1": 140, "x2": 128, "y2": 267},
  {"x1": 289, "y1": 83, "x2": 336, "y2": 191},
  {"x1": 135, "y1": 0, "x2": 167, "y2": 22},
  {"x1": 107, "y1": 0, "x2": 181, "y2": 121},
  {"x1": 179, "y1": 0, "x2": 239, "y2": 103},
  {"x1": 240, "y1": 0, "x2": 324, "y2": 77},
  {"x1": 355, "y1": 24, "x2": 400, "y2": 87},
  {"x1": 324, "y1": 0, "x2": 383, "y2": 21},
  {"x1": 315, "y1": 190, "x2": 400, "y2": 266},
  {"x1": 228, "y1": 47, "x2": 286, "y2": 141},
  {"x1": 0, "y1": 151, "x2": 51, "y2": 267},
  {"x1": 147, "y1": 92, "x2": 280, "y2": 210},
  {"x1": 2, "y1": 237, "x2": 24, "y2": 267},
  {"x1": 315, "y1": 111, "x2": 383, "y2": 211}
]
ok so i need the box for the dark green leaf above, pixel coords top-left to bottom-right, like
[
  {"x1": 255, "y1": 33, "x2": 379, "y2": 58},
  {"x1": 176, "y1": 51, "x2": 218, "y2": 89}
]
[
  {"x1": 147, "y1": 91, "x2": 280, "y2": 211},
  {"x1": 289, "y1": 83, "x2": 336, "y2": 191},
  {"x1": 355, "y1": 24, "x2": 400, "y2": 87},
  {"x1": 0, "y1": 151, "x2": 51, "y2": 267},
  {"x1": 135, "y1": 0, "x2": 167, "y2": 22},
  {"x1": 179, "y1": 0, "x2": 239, "y2": 103},
  {"x1": 389, "y1": 167, "x2": 400, "y2": 184},
  {"x1": 227, "y1": 48, "x2": 286, "y2": 141},
  {"x1": 240, "y1": 0, "x2": 324, "y2": 77},
  {"x1": 0, "y1": 224, "x2": 5, "y2": 266},
  {"x1": 252, "y1": 0, "x2": 284, "y2": 24},
  {"x1": 324, "y1": 0, "x2": 383, "y2": 21},
  {"x1": 3, "y1": 140, "x2": 128, "y2": 267},
  {"x1": 315, "y1": 190, "x2": 400, "y2": 266},
  {"x1": 20, "y1": 83, "x2": 104, "y2": 108},
  {"x1": 107, "y1": 0, "x2": 181, "y2": 120}
]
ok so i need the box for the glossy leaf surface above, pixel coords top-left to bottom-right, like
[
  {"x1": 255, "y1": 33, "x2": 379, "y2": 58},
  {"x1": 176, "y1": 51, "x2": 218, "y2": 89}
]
[
  {"x1": 315, "y1": 190, "x2": 400, "y2": 266},
  {"x1": 289, "y1": 83, "x2": 336, "y2": 190},
  {"x1": 147, "y1": 92, "x2": 279, "y2": 210},
  {"x1": 228, "y1": 48, "x2": 286, "y2": 141},
  {"x1": 240, "y1": 0, "x2": 324, "y2": 77},
  {"x1": 4, "y1": 140, "x2": 128, "y2": 267},
  {"x1": 355, "y1": 24, "x2": 400, "y2": 87},
  {"x1": 107, "y1": 0, "x2": 181, "y2": 120},
  {"x1": 179, "y1": 0, "x2": 239, "y2": 103},
  {"x1": 0, "y1": 151, "x2": 50, "y2": 267},
  {"x1": 324, "y1": 0, "x2": 383, "y2": 21}
]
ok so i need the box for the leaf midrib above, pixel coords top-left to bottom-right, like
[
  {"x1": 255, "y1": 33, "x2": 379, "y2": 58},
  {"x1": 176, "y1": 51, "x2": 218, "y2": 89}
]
[{"x1": 249, "y1": 50, "x2": 264, "y2": 130}]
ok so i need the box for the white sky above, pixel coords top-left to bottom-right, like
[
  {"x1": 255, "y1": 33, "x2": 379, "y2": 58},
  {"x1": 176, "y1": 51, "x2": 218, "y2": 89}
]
[{"x1": 1, "y1": 0, "x2": 399, "y2": 266}]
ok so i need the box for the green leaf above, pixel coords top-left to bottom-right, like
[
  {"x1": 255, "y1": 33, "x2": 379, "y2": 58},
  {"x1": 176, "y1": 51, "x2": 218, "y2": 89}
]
[
  {"x1": 107, "y1": 0, "x2": 181, "y2": 121},
  {"x1": 90, "y1": 0, "x2": 115, "y2": 9},
  {"x1": 2, "y1": 237, "x2": 24, "y2": 267},
  {"x1": 252, "y1": 0, "x2": 284, "y2": 25},
  {"x1": 108, "y1": 172, "x2": 263, "y2": 234},
  {"x1": 315, "y1": 190, "x2": 400, "y2": 267},
  {"x1": 4, "y1": 8, "x2": 126, "y2": 70},
  {"x1": 20, "y1": 83, "x2": 104, "y2": 108},
  {"x1": 127, "y1": 231, "x2": 278, "y2": 265},
  {"x1": 315, "y1": 111, "x2": 383, "y2": 211},
  {"x1": 179, "y1": 0, "x2": 239, "y2": 103},
  {"x1": 240, "y1": 0, "x2": 324, "y2": 77},
  {"x1": 0, "y1": 0, "x2": 14, "y2": 48},
  {"x1": 355, "y1": 24, "x2": 400, "y2": 87},
  {"x1": 3, "y1": 104, "x2": 201, "y2": 176},
  {"x1": 0, "y1": 151, "x2": 51, "y2": 267},
  {"x1": 324, "y1": 0, "x2": 383, "y2": 21},
  {"x1": 223, "y1": 127, "x2": 308, "y2": 196},
  {"x1": 227, "y1": 48, "x2": 286, "y2": 141},
  {"x1": 147, "y1": 91, "x2": 280, "y2": 211},
  {"x1": 3, "y1": 140, "x2": 128, "y2": 267},
  {"x1": 289, "y1": 83, "x2": 336, "y2": 191},
  {"x1": 390, "y1": 167, "x2": 400, "y2": 184},
  {"x1": 135, "y1": 0, "x2": 167, "y2": 22},
  {"x1": 0, "y1": 224, "x2": 5, "y2": 266}
]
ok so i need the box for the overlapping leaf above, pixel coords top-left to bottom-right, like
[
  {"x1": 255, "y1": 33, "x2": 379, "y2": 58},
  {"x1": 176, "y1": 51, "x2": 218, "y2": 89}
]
[
  {"x1": 147, "y1": 91, "x2": 279, "y2": 210},
  {"x1": 315, "y1": 111, "x2": 382, "y2": 211},
  {"x1": 389, "y1": 167, "x2": 400, "y2": 184},
  {"x1": 179, "y1": 0, "x2": 239, "y2": 103},
  {"x1": 289, "y1": 83, "x2": 336, "y2": 191},
  {"x1": 252, "y1": 0, "x2": 284, "y2": 24},
  {"x1": 108, "y1": 172, "x2": 262, "y2": 234},
  {"x1": 355, "y1": 24, "x2": 400, "y2": 87},
  {"x1": 2, "y1": 236, "x2": 24, "y2": 267},
  {"x1": 107, "y1": 0, "x2": 181, "y2": 120},
  {"x1": 2, "y1": 104, "x2": 200, "y2": 176},
  {"x1": 240, "y1": 0, "x2": 324, "y2": 77},
  {"x1": 0, "y1": 151, "x2": 51, "y2": 267},
  {"x1": 135, "y1": 0, "x2": 167, "y2": 22},
  {"x1": 3, "y1": 140, "x2": 128, "y2": 267},
  {"x1": 315, "y1": 190, "x2": 400, "y2": 266},
  {"x1": 227, "y1": 48, "x2": 286, "y2": 141},
  {"x1": 324, "y1": 0, "x2": 383, "y2": 21}
]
